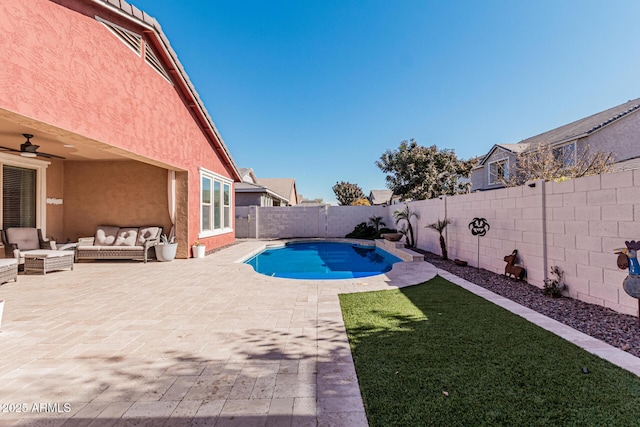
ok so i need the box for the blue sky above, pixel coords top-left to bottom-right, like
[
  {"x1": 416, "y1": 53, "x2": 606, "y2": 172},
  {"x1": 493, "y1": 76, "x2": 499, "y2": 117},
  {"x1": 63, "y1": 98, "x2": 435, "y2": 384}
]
[{"x1": 131, "y1": 0, "x2": 640, "y2": 205}]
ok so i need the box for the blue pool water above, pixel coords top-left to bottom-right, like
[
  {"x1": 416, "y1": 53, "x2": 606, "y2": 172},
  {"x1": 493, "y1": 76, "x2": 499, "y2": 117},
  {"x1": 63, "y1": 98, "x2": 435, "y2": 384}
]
[{"x1": 245, "y1": 241, "x2": 402, "y2": 279}]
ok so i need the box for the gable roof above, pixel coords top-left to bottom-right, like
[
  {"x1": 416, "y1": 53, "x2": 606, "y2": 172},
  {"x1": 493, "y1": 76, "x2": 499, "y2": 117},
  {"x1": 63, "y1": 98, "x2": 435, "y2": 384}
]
[
  {"x1": 478, "y1": 97, "x2": 640, "y2": 167},
  {"x1": 238, "y1": 168, "x2": 258, "y2": 184},
  {"x1": 478, "y1": 143, "x2": 530, "y2": 166},
  {"x1": 256, "y1": 178, "x2": 297, "y2": 203},
  {"x1": 369, "y1": 189, "x2": 393, "y2": 205},
  {"x1": 517, "y1": 97, "x2": 640, "y2": 148},
  {"x1": 235, "y1": 182, "x2": 289, "y2": 202},
  {"x1": 95, "y1": 0, "x2": 241, "y2": 181}
]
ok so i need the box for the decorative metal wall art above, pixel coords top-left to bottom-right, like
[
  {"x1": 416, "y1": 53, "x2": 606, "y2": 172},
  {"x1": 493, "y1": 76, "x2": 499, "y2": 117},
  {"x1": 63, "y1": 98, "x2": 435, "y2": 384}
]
[
  {"x1": 468, "y1": 217, "x2": 490, "y2": 268},
  {"x1": 468, "y1": 218, "x2": 490, "y2": 236}
]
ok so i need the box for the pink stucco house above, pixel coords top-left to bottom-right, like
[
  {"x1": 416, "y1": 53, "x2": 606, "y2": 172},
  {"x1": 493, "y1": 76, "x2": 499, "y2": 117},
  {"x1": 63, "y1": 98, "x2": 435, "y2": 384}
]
[{"x1": 0, "y1": 0, "x2": 242, "y2": 258}]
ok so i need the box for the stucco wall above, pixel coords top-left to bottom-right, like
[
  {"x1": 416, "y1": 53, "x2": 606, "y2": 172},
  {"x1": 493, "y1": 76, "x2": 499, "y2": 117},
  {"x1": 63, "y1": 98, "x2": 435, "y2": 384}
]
[
  {"x1": 62, "y1": 161, "x2": 171, "y2": 241},
  {"x1": 470, "y1": 148, "x2": 516, "y2": 191},
  {"x1": 45, "y1": 159, "x2": 65, "y2": 241},
  {"x1": 579, "y1": 112, "x2": 640, "y2": 163},
  {"x1": 0, "y1": 0, "x2": 238, "y2": 251},
  {"x1": 236, "y1": 193, "x2": 263, "y2": 207}
]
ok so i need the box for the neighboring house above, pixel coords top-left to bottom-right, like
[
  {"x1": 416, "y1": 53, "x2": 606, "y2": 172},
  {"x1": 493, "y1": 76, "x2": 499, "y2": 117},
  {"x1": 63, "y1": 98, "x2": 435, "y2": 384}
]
[
  {"x1": 235, "y1": 168, "x2": 299, "y2": 206},
  {"x1": 298, "y1": 196, "x2": 326, "y2": 206},
  {"x1": 368, "y1": 190, "x2": 402, "y2": 206},
  {"x1": 369, "y1": 190, "x2": 393, "y2": 205},
  {"x1": 257, "y1": 178, "x2": 299, "y2": 206},
  {"x1": 0, "y1": 0, "x2": 242, "y2": 257},
  {"x1": 471, "y1": 98, "x2": 640, "y2": 191}
]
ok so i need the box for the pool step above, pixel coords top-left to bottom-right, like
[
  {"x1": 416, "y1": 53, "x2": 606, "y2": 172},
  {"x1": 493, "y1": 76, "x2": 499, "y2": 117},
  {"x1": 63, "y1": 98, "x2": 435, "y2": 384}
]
[{"x1": 375, "y1": 239, "x2": 424, "y2": 262}]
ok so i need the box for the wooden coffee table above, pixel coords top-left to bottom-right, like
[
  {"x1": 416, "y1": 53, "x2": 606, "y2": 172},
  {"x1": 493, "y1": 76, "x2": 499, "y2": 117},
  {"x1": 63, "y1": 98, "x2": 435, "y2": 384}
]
[{"x1": 23, "y1": 250, "x2": 75, "y2": 275}]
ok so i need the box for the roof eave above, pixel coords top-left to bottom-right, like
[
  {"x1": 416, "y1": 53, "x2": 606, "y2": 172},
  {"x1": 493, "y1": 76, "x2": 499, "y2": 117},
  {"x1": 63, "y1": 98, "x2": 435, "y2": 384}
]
[
  {"x1": 478, "y1": 144, "x2": 515, "y2": 166},
  {"x1": 92, "y1": 0, "x2": 242, "y2": 182}
]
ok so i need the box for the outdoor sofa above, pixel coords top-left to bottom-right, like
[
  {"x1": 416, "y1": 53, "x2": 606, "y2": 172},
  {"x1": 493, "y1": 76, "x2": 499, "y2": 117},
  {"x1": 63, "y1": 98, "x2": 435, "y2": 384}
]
[{"x1": 75, "y1": 225, "x2": 162, "y2": 263}]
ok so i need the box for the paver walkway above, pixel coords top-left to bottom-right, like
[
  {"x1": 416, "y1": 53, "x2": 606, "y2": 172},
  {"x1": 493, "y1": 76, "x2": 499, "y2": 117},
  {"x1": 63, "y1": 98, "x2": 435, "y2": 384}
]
[{"x1": 2, "y1": 239, "x2": 639, "y2": 426}]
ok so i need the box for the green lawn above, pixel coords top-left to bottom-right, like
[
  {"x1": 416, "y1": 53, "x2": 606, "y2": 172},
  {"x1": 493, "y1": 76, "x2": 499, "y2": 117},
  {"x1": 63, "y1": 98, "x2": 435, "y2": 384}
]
[{"x1": 339, "y1": 276, "x2": 640, "y2": 426}]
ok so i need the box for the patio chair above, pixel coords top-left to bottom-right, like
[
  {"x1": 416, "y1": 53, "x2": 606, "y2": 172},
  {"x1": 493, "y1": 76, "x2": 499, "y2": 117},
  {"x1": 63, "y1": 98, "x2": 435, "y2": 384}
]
[{"x1": 0, "y1": 228, "x2": 56, "y2": 264}]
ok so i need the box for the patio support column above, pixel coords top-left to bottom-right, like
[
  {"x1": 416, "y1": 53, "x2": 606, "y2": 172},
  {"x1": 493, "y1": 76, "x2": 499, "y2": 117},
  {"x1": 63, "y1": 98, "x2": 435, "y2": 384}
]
[{"x1": 174, "y1": 171, "x2": 189, "y2": 258}]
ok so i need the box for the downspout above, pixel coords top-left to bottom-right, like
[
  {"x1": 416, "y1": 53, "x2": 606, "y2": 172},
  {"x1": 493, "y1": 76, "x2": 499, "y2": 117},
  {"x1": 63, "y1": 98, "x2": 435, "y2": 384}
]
[
  {"x1": 443, "y1": 195, "x2": 448, "y2": 258},
  {"x1": 541, "y1": 179, "x2": 548, "y2": 284}
]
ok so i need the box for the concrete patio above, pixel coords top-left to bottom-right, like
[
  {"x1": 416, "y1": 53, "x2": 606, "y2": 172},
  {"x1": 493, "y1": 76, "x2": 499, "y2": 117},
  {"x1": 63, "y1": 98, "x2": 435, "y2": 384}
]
[{"x1": 1, "y1": 239, "x2": 639, "y2": 426}]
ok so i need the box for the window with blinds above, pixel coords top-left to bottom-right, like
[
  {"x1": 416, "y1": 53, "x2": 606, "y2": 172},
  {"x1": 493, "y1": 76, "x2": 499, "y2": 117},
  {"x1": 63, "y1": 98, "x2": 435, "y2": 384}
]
[{"x1": 3, "y1": 165, "x2": 36, "y2": 229}]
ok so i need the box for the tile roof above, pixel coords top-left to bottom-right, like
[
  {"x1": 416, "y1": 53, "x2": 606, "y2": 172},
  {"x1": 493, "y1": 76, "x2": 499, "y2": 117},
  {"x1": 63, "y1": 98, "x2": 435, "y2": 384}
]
[
  {"x1": 610, "y1": 156, "x2": 640, "y2": 172},
  {"x1": 256, "y1": 178, "x2": 296, "y2": 202},
  {"x1": 517, "y1": 97, "x2": 640, "y2": 147},
  {"x1": 478, "y1": 97, "x2": 640, "y2": 167},
  {"x1": 235, "y1": 182, "x2": 289, "y2": 203}
]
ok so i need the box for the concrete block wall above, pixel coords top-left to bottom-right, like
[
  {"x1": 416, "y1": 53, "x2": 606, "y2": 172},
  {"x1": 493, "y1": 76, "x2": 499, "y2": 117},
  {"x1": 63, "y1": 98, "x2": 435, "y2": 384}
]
[
  {"x1": 255, "y1": 206, "x2": 323, "y2": 239},
  {"x1": 400, "y1": 198, "x2": 444, "y2": 256},
  {"x1": 401, "y1": 182, "x2": 545, "y2": 285},
  {"x1": 235, "y1": 205, "x2": 393, "y2": 239},
  {"x1": 399, "y1": 170, "x2": 640, "y2": 316},
  {"x1": 544, "y1": 170, "x2": 640, "y2": 315},
  {"x1": 326, "y1": 205, "x2": 391, "y2": 238}
]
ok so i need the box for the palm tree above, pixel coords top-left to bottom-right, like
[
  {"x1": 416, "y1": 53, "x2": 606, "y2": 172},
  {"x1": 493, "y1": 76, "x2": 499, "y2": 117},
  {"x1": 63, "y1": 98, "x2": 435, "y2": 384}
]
[
  {"x1": 393, "y1": 205, "x2": 419, "y2": 247},
  {"x1": 368, "y1": 215, "x2": 386, "y2": 232},
  {"x1": 426, "y1": 218, "x2": 451, "y2": 260}
]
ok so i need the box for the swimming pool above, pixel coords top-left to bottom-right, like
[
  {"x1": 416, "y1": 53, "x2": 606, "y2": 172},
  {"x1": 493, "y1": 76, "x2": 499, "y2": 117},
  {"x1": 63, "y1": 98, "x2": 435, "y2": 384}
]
[{"x1": 245, "y1": 241, "x2": 403, "y2": 279}]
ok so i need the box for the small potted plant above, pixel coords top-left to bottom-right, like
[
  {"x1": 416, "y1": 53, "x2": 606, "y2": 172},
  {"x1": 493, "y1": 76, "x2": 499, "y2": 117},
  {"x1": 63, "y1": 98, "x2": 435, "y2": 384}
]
[
  {"x1": 155, "y1": 234, "x2": 178, "y2": 262},
  {"x1": 192, "y1": 241, "x2": 206, "y2": 258}
]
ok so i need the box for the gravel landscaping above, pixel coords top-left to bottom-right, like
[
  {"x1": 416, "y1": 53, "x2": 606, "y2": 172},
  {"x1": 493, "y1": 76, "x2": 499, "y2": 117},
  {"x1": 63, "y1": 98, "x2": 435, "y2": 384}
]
[{"x1": 417, "y1": 250, "x2": 640, "y2": 358}]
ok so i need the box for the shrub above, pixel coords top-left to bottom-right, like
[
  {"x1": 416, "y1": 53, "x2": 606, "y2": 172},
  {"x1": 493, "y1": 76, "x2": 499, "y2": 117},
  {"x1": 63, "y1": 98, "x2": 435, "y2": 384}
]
[
  {"x1": 543, "y1": 266, "x2": 568, "y2": 298},
  {"x1": 346, "y1": 222, "x2": 377, "y2": 239},
  {"x1": 346, "y1": 223, "x2": 396, "y2": 240}
]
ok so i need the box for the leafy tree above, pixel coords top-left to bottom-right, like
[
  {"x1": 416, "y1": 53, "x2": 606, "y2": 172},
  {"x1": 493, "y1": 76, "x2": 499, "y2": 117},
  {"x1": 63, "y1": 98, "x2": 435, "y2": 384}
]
[
  {"x1": 393, "y1": 204, "x2": 419, "y2": 247},
  {"x1": 332, "y1": 181, "x2": 366, "y2": 206},
  {"x1": 368, "y1": 215, "x2": 386, "y2": 231},
  {"x1": 376, "y1": 139, "x2": 473, "y2": 201},
  {"x1": 498, "y1": 142, "x2": 613, "y2": 187},
  {"x1": 426, "y1": 218, "x2": 451, "y2": 260}
]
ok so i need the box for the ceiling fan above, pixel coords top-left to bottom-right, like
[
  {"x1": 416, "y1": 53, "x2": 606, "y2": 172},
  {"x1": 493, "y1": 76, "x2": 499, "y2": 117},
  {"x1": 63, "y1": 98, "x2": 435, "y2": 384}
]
[{"x1": 0, "y1": 134, "x2": 65, "y2": 159}]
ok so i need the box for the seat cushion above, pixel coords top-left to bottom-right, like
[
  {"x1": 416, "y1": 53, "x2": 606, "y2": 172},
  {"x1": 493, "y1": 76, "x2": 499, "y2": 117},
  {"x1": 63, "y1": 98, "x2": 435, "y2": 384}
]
[
  {"x1": 137, "y1": 226, "x2": 161, "y2": 245},
  {"x1": 95, "y1": 226, "x2": 120, "y2": 246},
  {"x1": 5, "y1": 228, "x2": 40, "y2": 250},
  {"x1": 77, "y1": 246, "x2": 144, "y2": 251},
  {"x1": 21, "y1": 250, "x2": 74, "y2": 259},
  {"x1": 114, "y1": 228, "x2": 138, "y2": 246}
]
